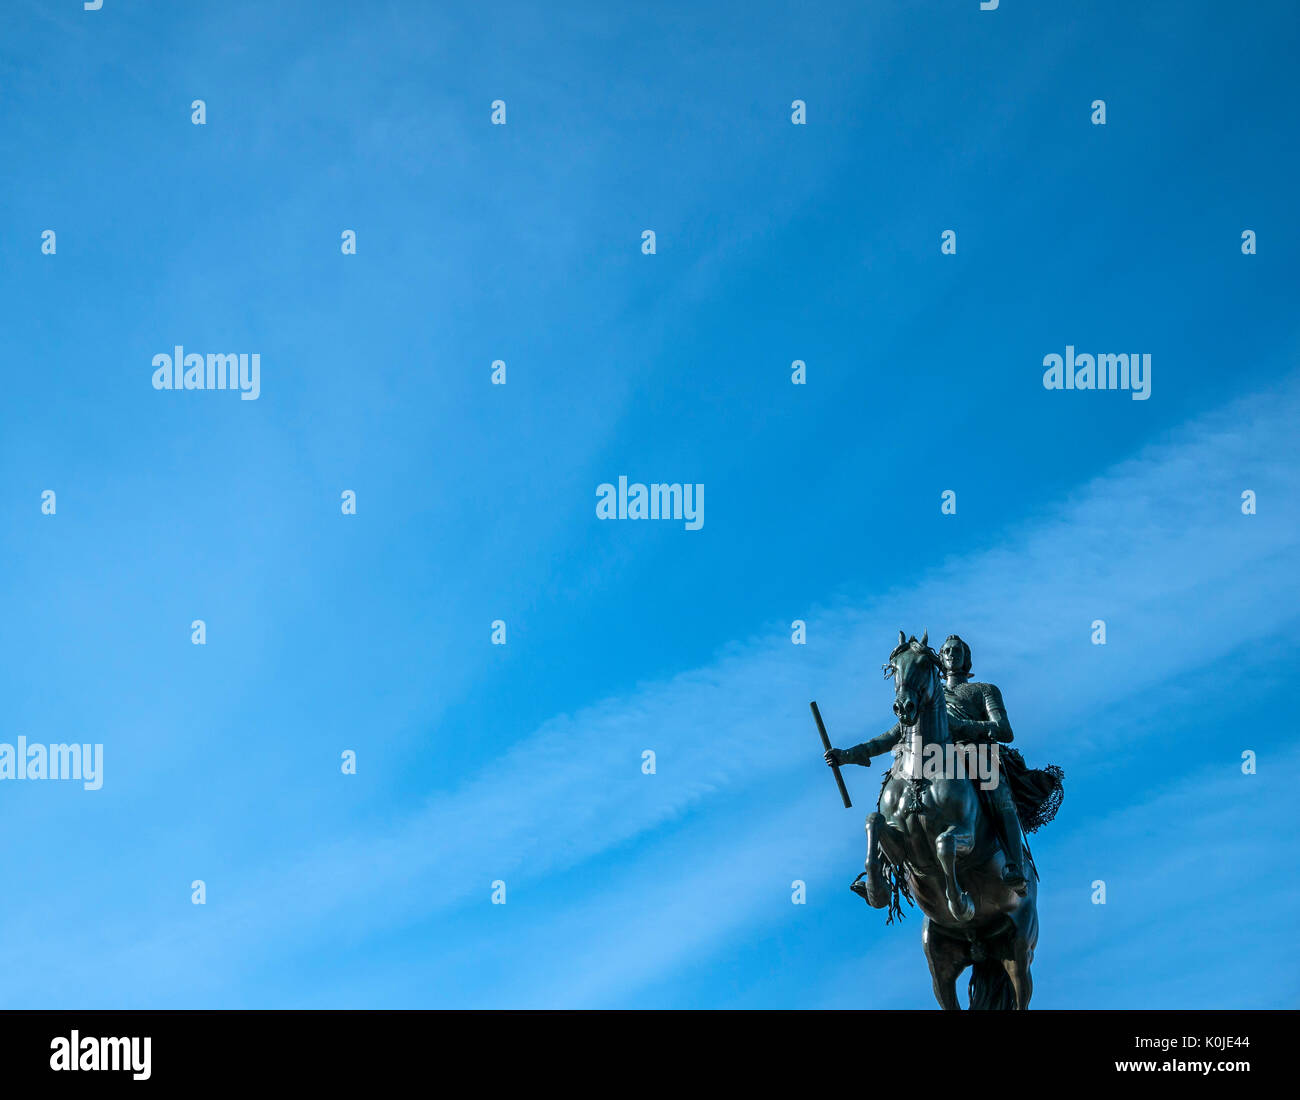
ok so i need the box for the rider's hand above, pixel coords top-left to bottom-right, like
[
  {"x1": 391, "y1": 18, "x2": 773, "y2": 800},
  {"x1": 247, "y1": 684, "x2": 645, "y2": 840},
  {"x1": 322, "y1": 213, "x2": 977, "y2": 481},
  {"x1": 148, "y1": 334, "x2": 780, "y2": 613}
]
[{"x1": 824, "y1": 747, "x2": 844, "y2": 767}]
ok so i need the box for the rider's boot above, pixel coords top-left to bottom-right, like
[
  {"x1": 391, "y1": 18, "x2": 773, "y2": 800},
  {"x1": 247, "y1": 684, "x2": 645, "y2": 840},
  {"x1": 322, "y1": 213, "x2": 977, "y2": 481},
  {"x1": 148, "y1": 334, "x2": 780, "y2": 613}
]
[{"x1": 989, "y1": 782, "x2": 1028, "y2": 895}]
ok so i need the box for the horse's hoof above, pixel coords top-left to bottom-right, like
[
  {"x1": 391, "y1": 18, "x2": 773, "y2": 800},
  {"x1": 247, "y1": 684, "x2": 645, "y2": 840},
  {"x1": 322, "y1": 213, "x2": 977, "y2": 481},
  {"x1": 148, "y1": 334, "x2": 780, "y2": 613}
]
[
  {"x1": 948, "y1": 895, "x2": 975, "y2": 923},
  {"x1": 851, "y1": 876, "x2": 886, "y2": 908}
]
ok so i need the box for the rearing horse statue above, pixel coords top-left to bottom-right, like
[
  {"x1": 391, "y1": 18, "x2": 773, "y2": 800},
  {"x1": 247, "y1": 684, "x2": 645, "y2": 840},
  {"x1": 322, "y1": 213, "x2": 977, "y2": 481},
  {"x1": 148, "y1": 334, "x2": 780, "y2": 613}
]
[{"x1": 861, "y1": 631, "x2": 1038, "y2": 1010}]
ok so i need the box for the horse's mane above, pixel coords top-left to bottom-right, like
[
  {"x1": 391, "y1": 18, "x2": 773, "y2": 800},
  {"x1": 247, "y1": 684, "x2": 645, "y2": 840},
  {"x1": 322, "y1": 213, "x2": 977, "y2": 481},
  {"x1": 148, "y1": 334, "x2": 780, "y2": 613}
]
[{"x1": 882, "y1": 636, "x2": 941, "y2": 680}]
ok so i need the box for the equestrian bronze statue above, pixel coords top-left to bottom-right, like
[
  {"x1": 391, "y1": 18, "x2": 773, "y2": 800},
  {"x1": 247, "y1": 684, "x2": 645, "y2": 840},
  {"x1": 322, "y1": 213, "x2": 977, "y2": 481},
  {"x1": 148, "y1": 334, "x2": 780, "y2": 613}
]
[{"x1": 814, "y1": 631, "x2": 1063, "y2": 1009}]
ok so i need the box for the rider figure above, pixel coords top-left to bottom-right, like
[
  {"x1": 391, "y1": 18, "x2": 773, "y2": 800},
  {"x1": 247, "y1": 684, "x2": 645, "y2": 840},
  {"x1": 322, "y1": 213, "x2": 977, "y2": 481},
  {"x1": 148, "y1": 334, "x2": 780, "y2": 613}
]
[
  {"x1": 936, "y1": 634, "x2": 1028, "y2": 893},
  {"x1": 824, "y1": 633, "x2": 1029, "y2": 894}
]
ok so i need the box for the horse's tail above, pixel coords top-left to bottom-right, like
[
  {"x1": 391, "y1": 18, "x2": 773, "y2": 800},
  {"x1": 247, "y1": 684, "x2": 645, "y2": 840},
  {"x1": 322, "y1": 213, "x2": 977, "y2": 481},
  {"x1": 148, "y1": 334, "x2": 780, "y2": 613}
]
[{"x1": 968, "y1": 957, "x2": 1015, "y2": 1011}]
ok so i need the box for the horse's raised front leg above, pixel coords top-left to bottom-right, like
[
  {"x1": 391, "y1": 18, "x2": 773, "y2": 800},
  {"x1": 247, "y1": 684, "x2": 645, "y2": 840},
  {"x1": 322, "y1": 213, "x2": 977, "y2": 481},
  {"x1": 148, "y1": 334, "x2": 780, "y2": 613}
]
[
  {"x1": 934, "y1": 825, "x2": 975, "y2": 922},
  {"x1": 861, "y1": 811, "x2": 905, "y2": 909}
]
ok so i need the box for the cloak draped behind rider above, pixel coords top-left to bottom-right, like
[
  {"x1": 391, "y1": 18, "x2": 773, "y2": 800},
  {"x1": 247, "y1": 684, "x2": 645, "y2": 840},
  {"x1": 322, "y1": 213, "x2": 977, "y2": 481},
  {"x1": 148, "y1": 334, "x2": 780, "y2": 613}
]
[{"x1": 994, "y1": 746, "x2": 1064, "y2": 833}]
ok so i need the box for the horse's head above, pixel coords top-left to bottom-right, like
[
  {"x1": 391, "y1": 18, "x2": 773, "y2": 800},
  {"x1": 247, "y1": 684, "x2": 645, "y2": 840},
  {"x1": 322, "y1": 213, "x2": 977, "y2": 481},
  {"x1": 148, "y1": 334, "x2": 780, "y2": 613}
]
[{"x1": 884, "y1": 629, "x2": 941, "y2": 727}]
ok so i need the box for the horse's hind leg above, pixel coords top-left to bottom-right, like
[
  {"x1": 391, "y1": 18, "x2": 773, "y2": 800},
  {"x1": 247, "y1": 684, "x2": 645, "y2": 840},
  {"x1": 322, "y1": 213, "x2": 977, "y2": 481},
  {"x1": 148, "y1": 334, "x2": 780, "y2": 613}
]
[
  {"x1": 1003, "y1": 886, "x2": 1038, "y2": 1009},
  {"x1": 1003, "y1": 938, "x2": 1034, "y2": 1009},
  {"x1": 935, "y1": 825, "x2": 974, "y2": 923},
  {"x1": 923, "y1": 922, "x2": 968, "y2": 1010}
]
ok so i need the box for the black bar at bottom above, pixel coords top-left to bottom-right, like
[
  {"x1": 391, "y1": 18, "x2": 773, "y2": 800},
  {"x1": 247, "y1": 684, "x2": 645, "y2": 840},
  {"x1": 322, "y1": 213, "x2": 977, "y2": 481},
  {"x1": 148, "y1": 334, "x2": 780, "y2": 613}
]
[{"x1": 0, "y1": 1008, "x2": 1287, "y2": 1087}]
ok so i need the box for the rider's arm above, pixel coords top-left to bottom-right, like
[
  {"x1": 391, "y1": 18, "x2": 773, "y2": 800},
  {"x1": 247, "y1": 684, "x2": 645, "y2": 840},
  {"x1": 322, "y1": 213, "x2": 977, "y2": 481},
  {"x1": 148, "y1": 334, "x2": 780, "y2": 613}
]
[
  {"x1": 954, "y1": 684, "x2": 1013, "y2": 743},
  {"x1": 839, "y1": 723, "x2": 902, "y2": 765}
]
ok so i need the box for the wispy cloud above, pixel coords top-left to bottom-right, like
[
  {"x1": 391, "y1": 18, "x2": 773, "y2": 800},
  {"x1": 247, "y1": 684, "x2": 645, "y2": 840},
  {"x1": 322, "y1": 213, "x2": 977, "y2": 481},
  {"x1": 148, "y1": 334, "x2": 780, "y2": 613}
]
[{"x1": 6, "y1": 373, "x2": 1299, "y2": 1006}]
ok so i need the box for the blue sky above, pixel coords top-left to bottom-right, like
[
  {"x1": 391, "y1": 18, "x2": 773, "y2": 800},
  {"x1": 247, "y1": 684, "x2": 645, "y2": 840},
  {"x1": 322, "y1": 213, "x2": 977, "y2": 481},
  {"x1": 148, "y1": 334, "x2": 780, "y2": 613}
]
[{"x1": 1, "y1": 0, "x2": 1297, "y2": 1008}]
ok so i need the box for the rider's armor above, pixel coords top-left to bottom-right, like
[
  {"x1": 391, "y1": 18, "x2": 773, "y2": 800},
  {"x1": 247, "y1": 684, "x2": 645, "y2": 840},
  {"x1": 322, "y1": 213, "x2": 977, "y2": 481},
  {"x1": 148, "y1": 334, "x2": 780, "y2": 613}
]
[{"x1": 943, "y1": 680, "x2": 1028, "y2": 893}]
